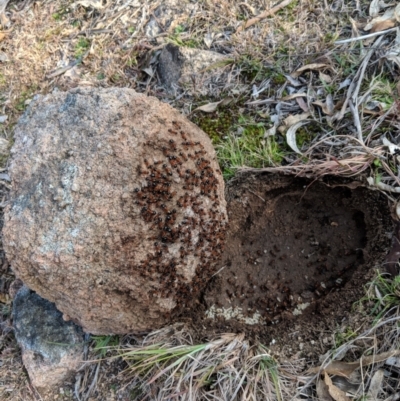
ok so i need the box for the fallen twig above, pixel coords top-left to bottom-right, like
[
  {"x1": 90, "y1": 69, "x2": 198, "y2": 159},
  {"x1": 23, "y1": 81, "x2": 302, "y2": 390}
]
[
  {"x1": 236, "y1": 0, "x2": 294, "y2": 33},
  {"x1": 335, "y1": 27, "x2": 398, "y2": 44}
]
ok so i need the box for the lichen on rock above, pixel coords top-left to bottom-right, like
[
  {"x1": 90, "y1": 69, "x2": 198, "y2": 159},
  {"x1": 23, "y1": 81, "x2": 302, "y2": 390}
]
[{"x1": 3, "y1": 87, "x2": 227, "y2": 334}]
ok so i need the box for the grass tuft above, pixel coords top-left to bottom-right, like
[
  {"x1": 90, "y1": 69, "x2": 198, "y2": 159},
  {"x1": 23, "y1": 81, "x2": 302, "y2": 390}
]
[
  {"x1": 116, "y1": 327, "x2": 289, "y2": 401},
  {"x1": 360, "y1": 272, "x2": 400, "y2": 322}
]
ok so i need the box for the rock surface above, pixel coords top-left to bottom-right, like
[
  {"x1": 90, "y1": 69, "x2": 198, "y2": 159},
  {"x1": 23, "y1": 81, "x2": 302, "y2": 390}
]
[
  {"x1": 13, "y1": 286, "x2": 84, "y2": 390},
  {"x1": 3, "y1": 87, "x2": 227, "y2": 334},
  {"x1": 144, "y1": 0, "x2": 197, "y2": 38},
  {"x1": 158, "y1": 44, "x2": 230, "y2": 95}
]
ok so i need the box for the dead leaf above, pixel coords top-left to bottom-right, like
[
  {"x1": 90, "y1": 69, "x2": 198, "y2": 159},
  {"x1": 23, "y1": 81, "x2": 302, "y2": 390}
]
[
  {"x1": 395, "y1": 3, "x2": 400, "y2": 22},
  {"x1": 309, "y1": 350, "x2": 400, "y2": 377},
  {"x1": 192, "y1": 97, "x2": 233, "y2": 113},
  {"x1": 332, "y1": 376, "x2": 361, "y2": 395},
  {"x1": 364, "y1": 7, "x2": 395, "y2": 31},
  {"x1": 281, "y1": 93, "x2": 308, "y2": 101},
  {"x1": 285, "y1": 74, "x2": 302, "y2": 86},
  {"x1": 0, "y1": 173, "x2": 10, "y2": 181},
  {"x1": 204, "y1": 33, "x2": 214, "y2": 48},
  {"x1": 360, "y1": 348, "x2": 390, "y2": 365},
  {"x1": 350, "y1": 16, "x2": 361, "y2": 37},
  {"x1": 338, "y1": 78, "x2": 351, "y2": 90},
  {"x1": 369, "y1": 0, "x2": 381, "y2": 17},
  {"x1": 313, "y1": 95, "x2": 334, "y2": 116},
  {"x1": 264, "y1": 125, "x2": 277, "y2": 137},
  {"x1": 285, "y1": 121, "x2": 309, "y2": 154},
  {"x1": 385, "y1": 356, "x2": 400, "y2": 367},
  {"x1": 0, "y1": 51, "x2": 9, "y2": 62},
  {"x1": 291, "y1": 63, "x2": 331, "y2": 78},
  {"x1": 0, "y1": 293, "x2": 9, "y2": 303},
  {"x1": 319, "y1": 71, "x2": 333, "y2": 83},
  {"x1": 371, "y1": 19, "x2": 396, "y2": 32},
  {"x1": 282, "y1": 112, "x2": 310, "y2": 127},
  {"x1": 296, "y1": 96, "x2": 309, "y2": 112},
  {"x1": 142, "y1": 66, "x2": 154, "y2": 77},
  {"x1": 324, "y1": 373, "x2": 351, "y2": 401},
  {"x1": 367, "y1": 369, "x2": 384, "y2": 401},
  {"x1": 383, "y1": 137, "x2": 400, "y2": 155},
  {"x1": 317, "y1": 378, "x2": 334, "y2": 401}
]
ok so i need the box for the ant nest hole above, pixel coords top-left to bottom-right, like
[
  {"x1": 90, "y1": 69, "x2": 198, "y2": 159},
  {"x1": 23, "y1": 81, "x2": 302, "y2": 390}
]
[{"x1": 202, "y1": 172, "x2": 393, "y2": 332}]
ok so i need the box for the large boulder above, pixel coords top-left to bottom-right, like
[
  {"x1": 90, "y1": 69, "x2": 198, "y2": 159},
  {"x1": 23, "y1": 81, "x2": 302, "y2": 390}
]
[{"x1": 3, "y1": 87, "x2": 227, "y2": 334}]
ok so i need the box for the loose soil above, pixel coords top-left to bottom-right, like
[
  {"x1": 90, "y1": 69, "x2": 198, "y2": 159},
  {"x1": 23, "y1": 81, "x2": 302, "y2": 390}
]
[{"x1": 181, "y1": 172, "x2": 394, "y2": 354}]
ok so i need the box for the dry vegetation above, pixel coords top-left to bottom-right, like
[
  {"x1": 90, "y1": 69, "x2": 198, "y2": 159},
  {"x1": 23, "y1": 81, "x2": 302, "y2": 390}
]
[{"x1": 1, "y1": 0, "x2": 400, "y2": 400}]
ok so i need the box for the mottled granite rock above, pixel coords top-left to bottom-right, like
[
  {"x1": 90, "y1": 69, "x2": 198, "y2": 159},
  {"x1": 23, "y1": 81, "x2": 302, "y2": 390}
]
[{"x1": 3, "y1": 87, "x2": 227, "y2": 334}]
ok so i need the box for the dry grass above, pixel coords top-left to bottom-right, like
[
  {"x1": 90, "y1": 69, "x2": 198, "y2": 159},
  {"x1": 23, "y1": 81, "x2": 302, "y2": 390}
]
[
  {"x1": 1, "y1": 0, "x2": 400, "y2": 399},
  {"x1": 115, "y1": 325, "x2": 293, "y2": 401}
]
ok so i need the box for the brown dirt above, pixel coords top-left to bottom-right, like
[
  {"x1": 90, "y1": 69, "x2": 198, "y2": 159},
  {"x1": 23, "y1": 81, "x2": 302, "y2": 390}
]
[{"x1": 180, "y1": 172, "x2": 394, "y2": 356}]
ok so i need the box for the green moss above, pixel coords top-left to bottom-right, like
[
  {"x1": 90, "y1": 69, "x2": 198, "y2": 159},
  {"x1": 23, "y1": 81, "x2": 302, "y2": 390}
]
[
  {"x1": 295, "y1": 127, "x2": 314, "y2": 147},
  {"x1": 52, "y1": 6, "x2": 70, "y2": 21},
  {"x1": 15, "y1": 86, "x2": 38, "y2": 112},
  {"x1": 71, "y1": 19, "x2": 81, "y2": 28},
  {"x1": 75, "y1": 37, "x2": 91, "y2": 58},
  {"x1": 287, "y1": 122, "x2": 320, "y2": 150},
  {"x1": 191, "y1": 107, "x2": 237, "y2": 144},
  {"x1": 271, "y1": 72, "x2": 286, "y2": 85},
  {"x1": 167, "y1": 24, "x2": 200, "y2": 48}
]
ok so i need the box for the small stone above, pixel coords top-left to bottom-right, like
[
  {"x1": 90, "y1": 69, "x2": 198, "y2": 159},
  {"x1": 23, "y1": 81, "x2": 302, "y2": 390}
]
[
  {"x1": 144, "y1": 0, "x2": 197, "y2": 38},
  {"x1": 12, "y1": 286, "x2": 84, "y2": 391},
  {"x1": 157, "y1": 44, "x2": 229, "y2": 95}
]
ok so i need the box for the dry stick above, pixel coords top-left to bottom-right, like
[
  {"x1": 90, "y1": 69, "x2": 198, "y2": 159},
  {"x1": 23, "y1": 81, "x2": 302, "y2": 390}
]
[
  {"x1": 236, "y1": 0, "x2": 294, "y2": 32},
  {"x1": 335, "y1": 27, "x2": 398, "y2": 44},
  {"x1": 349, "y1": 99, "x2": 363, "y2": 143}
]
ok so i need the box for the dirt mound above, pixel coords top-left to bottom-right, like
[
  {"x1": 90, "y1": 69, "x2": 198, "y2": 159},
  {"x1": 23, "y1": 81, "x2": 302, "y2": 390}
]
[{"x1": 182, "y1": 173, "x2": 393, "y2": 347}]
